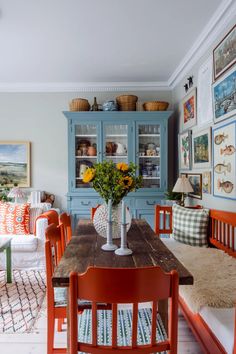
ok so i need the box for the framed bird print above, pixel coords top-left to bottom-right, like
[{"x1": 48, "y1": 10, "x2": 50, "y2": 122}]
[{"x1": 212, "y1": 120, "x2": 236, "y2": 200}]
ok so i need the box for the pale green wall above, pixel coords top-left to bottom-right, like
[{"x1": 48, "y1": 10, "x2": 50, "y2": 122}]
[{"x1": 172, "y1": 17, "x2": 236, "y2": 211}]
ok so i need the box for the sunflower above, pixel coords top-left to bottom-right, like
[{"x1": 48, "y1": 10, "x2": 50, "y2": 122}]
[
  {"x1": 116, "y1": 162, "x2": 129, "y2": 172},
  {"x1": 82, "y1": 168, "x2": 95, "y2": 183},
  {"x1": 119, "y1": 176, "x2": 133, "y2": 189}
]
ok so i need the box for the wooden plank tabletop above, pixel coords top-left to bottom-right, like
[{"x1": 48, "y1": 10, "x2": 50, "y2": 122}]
[{"x1": 52, "y1": 219, "x2": 193, "y2": 287}]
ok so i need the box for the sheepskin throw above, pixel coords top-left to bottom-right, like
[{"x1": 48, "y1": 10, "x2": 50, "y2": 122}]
[
  {"x1": 162, "y1": 239, "x2": 236, "y2": 313},
  {"x1": 172, "y1": 204, "x2": 209, "y2": 247}
]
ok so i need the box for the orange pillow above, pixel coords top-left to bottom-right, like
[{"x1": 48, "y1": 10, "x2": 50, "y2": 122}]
[{"x1": 0, "y1": 203, "x2": 30, "y2": 235}]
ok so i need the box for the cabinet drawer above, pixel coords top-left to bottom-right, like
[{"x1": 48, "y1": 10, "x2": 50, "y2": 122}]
[
  {"x1": 70, "y1": 198, "x2": 101, "y2": 209},
  {"x1": 135, "y1": 198, "x2": 161, "y2": 209}
]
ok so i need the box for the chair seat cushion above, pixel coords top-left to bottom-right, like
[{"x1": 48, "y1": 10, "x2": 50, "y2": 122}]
[
  {"x1": 77, "y1": 308, "x2": 167, "y2": 351},
  {"x1": 54, "y1": 288, "x2": 96, "y2": 308}
]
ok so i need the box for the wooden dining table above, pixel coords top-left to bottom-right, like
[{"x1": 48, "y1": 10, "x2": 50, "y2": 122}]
[{"x1": 52, "y1": 218, "x2": 193, "y2": 348}]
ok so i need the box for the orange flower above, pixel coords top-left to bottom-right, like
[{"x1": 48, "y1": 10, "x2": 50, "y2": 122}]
[
  {"x1": 116, "y1": 162, "x2": 129, "y2": 172},
  {"x1": 119, "y1": 176, "x2": 133, "y2": 189},
  {"x1": 82, "y1": 168, "x2": 95, "y2": 183}
]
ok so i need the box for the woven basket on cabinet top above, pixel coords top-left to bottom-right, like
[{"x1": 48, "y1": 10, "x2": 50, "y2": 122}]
[
  {"x1": 69, "y1": 98, "x2": 90, "y2": 111},
  {"x1": 116, "y1": 95, "x2": 138, "y2": 111},
  {"x1": 143, "y1": 101, "x2": 169, "y2": 111}
]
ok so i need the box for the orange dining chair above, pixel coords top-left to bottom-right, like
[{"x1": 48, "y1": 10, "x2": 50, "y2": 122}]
[
  {"x1": 91, "y1": 205, "x2": 100, "y2": 220},
  {"x1": 59, "y1": 212, "x2": 72, "y2": 253},
  {"x1": 45, "y1": 223, "x2": 66, "y2": 354},
  {"x1": 69, "y1": 266, "x2": 179, "y2": 354}
]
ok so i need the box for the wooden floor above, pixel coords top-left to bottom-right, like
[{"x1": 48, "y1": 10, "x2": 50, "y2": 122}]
[{"x1": 0, "y1": 301, "x2": 203, "y2": 354}]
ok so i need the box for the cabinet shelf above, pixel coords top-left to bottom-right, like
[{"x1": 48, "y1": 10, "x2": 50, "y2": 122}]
[
  {"x1": 106, "y1": 155, "x2": 127, "y2": 158},
  {"x1": 139, "y1": 156, "x2": 160, "y2": 158},
  {"x1": 76, "y1": 156, "x2": 97, "y2": 159},
  {"x1": 106, "y1": 134, "x2": 127, "y2": 137},
  {"x1": 139, "y1": 134, "x2": 160, "y2": 137},
  {"x1": 142, "y1": 177, "x2": 160, "y2": 179},
  {"x1": 76, "y1": 134, "x2": 97, "y2": 137}
]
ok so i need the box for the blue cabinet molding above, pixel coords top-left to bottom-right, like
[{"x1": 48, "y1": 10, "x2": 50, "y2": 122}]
[{"x1": 63, "y1": 111, "x2": 173, "y2": 230}]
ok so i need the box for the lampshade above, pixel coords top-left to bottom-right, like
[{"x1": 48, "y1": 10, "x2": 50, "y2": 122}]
[
  {"x1": 172, "y1": 176, "x2": 193, "y2": 193},
  {"x1": 8, "y1": 187, "x2": 25, "y2": 199}
]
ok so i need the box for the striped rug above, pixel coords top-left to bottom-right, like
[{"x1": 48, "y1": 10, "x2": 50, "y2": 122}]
[{"x1": 0, "y1": 270, "x2": 46, "y2": 333}]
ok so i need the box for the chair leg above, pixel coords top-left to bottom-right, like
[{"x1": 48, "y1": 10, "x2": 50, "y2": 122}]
[
  {"x1": 57, "y1": 318, "x2": 64, "y2": 332},
  {"x1": 47, "y1": 312, "x2": 55, "y2": 354}
]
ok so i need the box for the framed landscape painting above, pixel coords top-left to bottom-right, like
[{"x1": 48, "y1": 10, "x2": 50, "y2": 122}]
[
  {"x1": 178, "y1": 130, "x2": 191, "y2": 170},
  {"x1": 212, "y1": 65, "x2": 236, "y2": 123},
  {"x1": 181, "y1": 88, "x2": 197, "y2": 131},
  {"x1": 192, "y1": 128, "x2": 211, "y2": 169},
  {"x1": 182, "y1": 173, "x2": 202, "y2": 199},
  {"x1": 212, "y1": 121, "x2": 236, "y2": 200},
  {"x1": 0, "y1": 141, "x2": 30, "y2": 187},
  {"x1": 213, "y1": 25, "x2": 236, "y2": 80}
]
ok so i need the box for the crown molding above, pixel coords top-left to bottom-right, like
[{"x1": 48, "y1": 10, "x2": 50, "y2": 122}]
[
  {"x1": 168, "y1": 0, "x2": 236, "y2": 88},
  {"x1": 0, "y1": 81, "x2": 171, "y2": 93}
]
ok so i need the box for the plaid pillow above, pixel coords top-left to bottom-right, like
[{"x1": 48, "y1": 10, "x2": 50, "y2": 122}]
[{"x1": 172, "y1": 204, "x2": 209, "y2": 247}]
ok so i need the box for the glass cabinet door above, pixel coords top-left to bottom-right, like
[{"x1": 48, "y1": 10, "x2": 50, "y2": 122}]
[
  {"x1": 104, "y1": 124, "x2": 128, "y2": 164},
  {"x1": 137, "y1": 124, "x2": 161, "y2": 189},
  {"x1": 75, "y1": 124, "x2": 98, "y2": 188}
]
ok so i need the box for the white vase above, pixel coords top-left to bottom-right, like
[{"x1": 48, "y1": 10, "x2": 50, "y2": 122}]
[{"x1": 93, "y1": 203, "x2": 131, "y2": 239}]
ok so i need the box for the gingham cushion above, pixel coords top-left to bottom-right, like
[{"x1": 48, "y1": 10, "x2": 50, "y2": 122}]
[
  {"x1": 77, "y1": 308, "x2": 167, "y2": 353},
  {"x1": 172, "y1": 204, "x2": 209, "y2": 247}
]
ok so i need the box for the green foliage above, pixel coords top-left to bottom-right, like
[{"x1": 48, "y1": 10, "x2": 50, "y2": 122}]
[
  {"x1": 0, "y1": 187, "x2": 13, "y2": 202},
  {"x1": 164, "y1": 189, "x2": 182, "y2": 201},
  {"x1": 87, "y1": 161, "x2": 142, "y2": 206}
]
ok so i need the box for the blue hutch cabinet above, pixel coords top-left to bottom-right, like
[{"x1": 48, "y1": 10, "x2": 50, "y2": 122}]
[{"x1": 63, "y1": 111, "x2": 173, "y2": 230}]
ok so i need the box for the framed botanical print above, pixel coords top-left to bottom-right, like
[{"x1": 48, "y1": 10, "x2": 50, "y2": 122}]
[
  {"x1": 192, "y1": 128, "x2": 211, "y2": 169},
  {"x1": 212, "y1": 120, "x2": 236, "y2": 200},
  {"x1": 181, "y1": 88, "x2": 197, "y2": 131},
  {"x1": 178, "y1": 130, "x2": 191, "y2": 170},
  {"x1": 213, "y1": 24, "x2": 236, "y2": 80},
  {"x1": 0, "y1": 141, "x2": 31, "y2": 187},
  {"x1": 212, "y1": 65, "x2": 236, "y2": 123},
  {"x1": 202, "y1": 171, "x2": 211, "y2": 194},
  {"x1": 181, "y1": 173, "x2": 202, "y2": 199}
]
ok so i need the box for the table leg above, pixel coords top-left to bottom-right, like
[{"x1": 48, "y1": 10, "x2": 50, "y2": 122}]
[
  {"x1": 159, "y1": 299, "x2": 168, "y2": 333},
  {"x1": 6, "y1": 245, "x2": 12, "y2": 283},
  {"x1": 67, "y1": 288, "x2": 70, "y2": 354}
]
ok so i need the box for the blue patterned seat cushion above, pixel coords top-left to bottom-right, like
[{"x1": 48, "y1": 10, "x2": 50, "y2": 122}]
[
  {"x1": 54, "y1": 288, "x2": 91, "y2": 308},
  {"x1": 77, "y1": 308, "x2": 167, "y2": 353}
]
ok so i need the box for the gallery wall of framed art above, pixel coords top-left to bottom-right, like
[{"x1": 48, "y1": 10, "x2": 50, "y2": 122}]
[{"x1": 177, "y1": 23, "x2": 236, "y2": 204}]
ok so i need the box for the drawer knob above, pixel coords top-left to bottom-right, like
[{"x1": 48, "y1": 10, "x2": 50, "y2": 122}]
[
  {"x1": 146, "y1": 200, "x2": 156, "y2": 206},
  {"x1": 81, "y1": 201, "x2": 91, "y2": 206}
]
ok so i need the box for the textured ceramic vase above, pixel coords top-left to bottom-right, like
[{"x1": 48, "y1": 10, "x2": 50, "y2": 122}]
[{"x1": 93, "y1": 203, "x2": 131, "y2": 239}]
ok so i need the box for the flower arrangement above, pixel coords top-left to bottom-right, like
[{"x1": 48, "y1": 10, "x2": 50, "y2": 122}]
[{"x1": 82, "y1": 161, "x2": 142, "y2": 205}]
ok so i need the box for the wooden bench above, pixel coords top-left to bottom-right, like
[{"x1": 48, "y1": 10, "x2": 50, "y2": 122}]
[{"x1": 155, "y1": 205, "x2": 236, "y2": 354}]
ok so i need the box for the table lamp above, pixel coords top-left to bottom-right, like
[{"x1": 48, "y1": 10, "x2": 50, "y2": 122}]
[
  {"x1": 8, "y1": 187, "x2": 25, "y2": 203},
  {"x1": 172, "y1": 176, "x2": 193, "y2": 207}
]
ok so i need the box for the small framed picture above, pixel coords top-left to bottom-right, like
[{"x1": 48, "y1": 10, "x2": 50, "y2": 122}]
[
  {"x1": 212, "y1": 120, "x2": 236, "y2": 200},
  {"x1": 0, "y1": 141, "x2": 31, "y2": 187},
  {"x1": 181, "y1": 88, "x2": 197, "y2": 131},
  {"x1": 202, "y1": 171, "x2": 211, "y2": 194},
  {"x1": 178, "y1": 130, "x2": 192, "y2": 170},
  {"x1": 213, "y1": 24, "x2": 236, "y2": 80},
  {"x1": 182, "y1": 173, "x2": 202, "y2": 200},
  {"x1": 192, "y1": 128, "x2": 211, "y2": 169},
  {"x1": 212, "y1": 65, "x2": 236, "y2": 124}
]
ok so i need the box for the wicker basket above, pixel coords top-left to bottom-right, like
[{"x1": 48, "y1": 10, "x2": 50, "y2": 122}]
[
  {"x1": 116, "y1": 95, "x2": 138, "y2": 111},
  {"x1": 143, "y1": 101, "x2": 169, "y2": 111},
  {"x1": 69, "y1": 98, "x2": 90, "y2": 111}
]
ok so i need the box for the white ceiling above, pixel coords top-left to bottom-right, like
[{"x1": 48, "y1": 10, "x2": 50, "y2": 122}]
[{"x1": 0, "y1": 0, "x2": 233, "y2": 90}]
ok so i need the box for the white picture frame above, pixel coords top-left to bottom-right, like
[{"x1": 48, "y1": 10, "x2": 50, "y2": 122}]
[
  {"x1": 197, "y1": 56, "x2": 213, "y2": 127},
  {"x1": 181, "y1": 88, "x2": 197, "y2": 132}
]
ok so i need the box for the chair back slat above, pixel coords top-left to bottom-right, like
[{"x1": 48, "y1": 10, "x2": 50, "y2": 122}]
[
  {"x1": 92, "y1": 302, "x2": 98, "y2": 346},
  {"x1": 131, "y1": 303, "x2": 138, "y2": 348},
  {"x1": 112, "y1": 303, "x2": 117, "y2": 348},
  {"x1": 69, "y1": 266, "x2": 178, "y2": 353},
  {"x1": 91, "y1": 205, "x2": 100, "y2": 220},
  {"x1": 59, "y1": 213, "x2": 72, "y2": 252},
  {"x1": 154, "y1": 205, "x2": 173, "y2": 236},
  {"x1": 151, "y1": 301, "x2": 158, "y2": 345}
]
